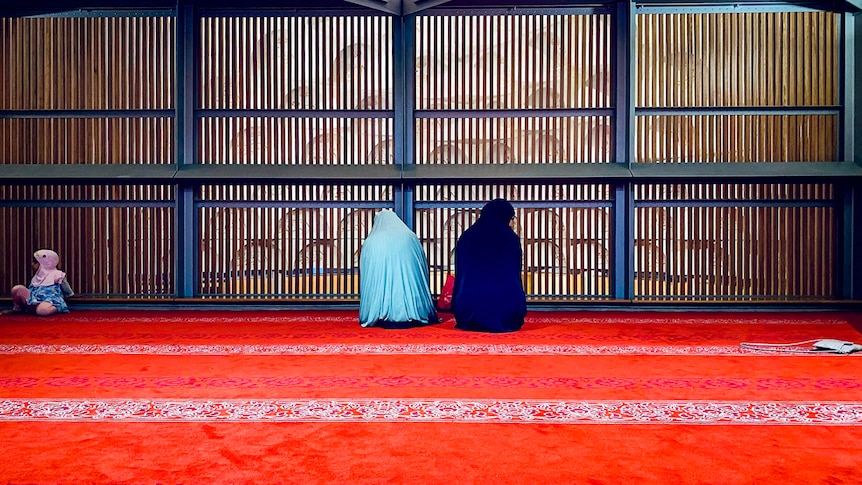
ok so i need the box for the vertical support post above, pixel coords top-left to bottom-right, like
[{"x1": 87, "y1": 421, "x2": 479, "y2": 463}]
[
  {"x1": 613, "y1": 185, "x2": 634, "y2": 300},
  {"x1": 844, "y1": 13, "x2": 858, "y2": 164},
  {"x1": 175, "y1": 2, "x2": 196, "y2": 298},
  {"x1": 401, "y1": 15, "x2": 417, "y2": 229},
  {"x1": 612, "y1": 0, "x2": 635, "y2": 300},
  {"x1": 839, "y1": 13, "x2": 861, "y2": 300},
  {"x1": 392, "y1": 14, "x2": 407, "y2": 223},
  {"x1": 840, "y1": 185, "x2": 860, "y2": 300}
]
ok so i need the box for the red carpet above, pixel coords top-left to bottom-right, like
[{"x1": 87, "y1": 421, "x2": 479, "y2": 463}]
[{"x1": 1, "y1": 310, "x2": 861, "y2": 484}]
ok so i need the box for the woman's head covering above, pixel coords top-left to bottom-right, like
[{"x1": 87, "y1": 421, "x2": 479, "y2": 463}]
[
  {"x1": 370, "y1": 209, "x2": 407, "y2": 235},
  {"x1": 30, "y1": 249, "x2": 66, "y2": 287},
  {"x1": 480, "y1": 198, "x2": 515, "y2": 225}
]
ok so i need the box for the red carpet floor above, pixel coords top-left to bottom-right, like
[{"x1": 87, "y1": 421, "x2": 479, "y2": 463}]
[{"x1": 1, "y1": 310, "x2": 861, "y2": 484}]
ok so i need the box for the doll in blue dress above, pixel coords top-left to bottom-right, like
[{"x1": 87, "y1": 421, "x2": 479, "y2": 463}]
[{"x1": 7, "y1": 249, "x2": 72, "y2": 316}]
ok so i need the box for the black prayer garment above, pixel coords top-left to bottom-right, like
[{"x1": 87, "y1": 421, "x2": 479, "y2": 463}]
[{"x1": 452, "y1": 198, "x2": 527, "y2": 333}]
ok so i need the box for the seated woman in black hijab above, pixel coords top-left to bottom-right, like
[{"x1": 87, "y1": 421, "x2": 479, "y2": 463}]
[{"x1": 451, "y1": 198, "x2": 527, "y2": 332}]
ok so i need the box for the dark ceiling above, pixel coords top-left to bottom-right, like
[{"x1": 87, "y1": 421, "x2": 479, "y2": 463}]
[{"x1": 0, "y1": 0, "x2": 859, "y2": 17}]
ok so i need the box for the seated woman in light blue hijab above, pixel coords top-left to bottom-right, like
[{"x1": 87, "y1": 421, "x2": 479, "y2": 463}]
[{"x1": 359, "y1": 209, "x2": 438, "y2": 328}]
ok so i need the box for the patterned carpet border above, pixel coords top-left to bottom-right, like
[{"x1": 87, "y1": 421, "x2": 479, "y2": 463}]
[
  {"x1": 4, "y1": 375, "x2": 861, "y2": 391},
  {"x1": 2, "y1": 343, "x2": 855, "y2": 356},
  {"x1": 23, "y1": 315, "x2": 853, "y2": 325},
  {"x1": 0, "y1": 399, "x2": 860, "y2": 425}
]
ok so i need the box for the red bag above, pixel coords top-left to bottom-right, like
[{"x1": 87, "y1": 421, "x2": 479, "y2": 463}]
[{"x1": 437, "y1": 274, "x2": 455, "y2": 311}]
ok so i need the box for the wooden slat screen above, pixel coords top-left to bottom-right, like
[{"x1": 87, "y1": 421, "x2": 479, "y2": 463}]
[
  {"x1": 1, "y1": 16, "x2": 175, "y2": 164},
  {"x1": 197, "y1": 184, "x2": 392, "y2": 298},
  {"x1": 415, "y1": 13, "x2": 612, "y2": 165},
  {"x1": 636, "y1": 115, "x2": 838, "y2": 163},
  {"x1": 200, "y1": 15, "x2": 392, "y2": 111},
  {"x1": 0, "y1": 14, "x2": 176, "y2": 299},
  {"x1": 0, "y1": 16, "x2": 174, "y2": 110},
  {"x1": 634, "y1": 183, "x2": 835, "y2": 300},
  {"x1": 416, "y1": 14, "x2": 611, "y2": 110},
  {"x1": 1, "y1": 117, "x2": 174, "y2": 164},
  {"x1": 415, "y1": 184, "x2": 612, "y2": 300},
  {"x1": 636, "y1": 12, "x2": 837, "y2": 108},
  {"x1": 415, "y1": 116, "x2": 612, "y2": 164},
  {"x1": 0, "y1": 8, "x2": 849, "y2": 303},
  {"x1": 633, "y1": 11, "x2": 839, "y2": 300},
  {"x1": 0, "y1": 185, "x2": 175, "y2": 298},
  {"x1": 199, "y1": 117, "x2": 393, "y2": 165},
  {"x1": 195, "y1": 13, "x2": 395, "y2": 297},
  {"x1": 413, "y1": 12, "x2": 615, "y2": 301},
  {"x1": 198, "y1": 14, "x2": 393, "y2": 166}
]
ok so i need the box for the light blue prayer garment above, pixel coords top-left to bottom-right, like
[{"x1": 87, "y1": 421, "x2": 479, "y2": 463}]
[{"x1": 359, "y1": 210, "x2": 438, "y2": 327}]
